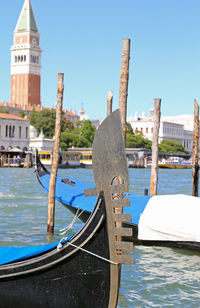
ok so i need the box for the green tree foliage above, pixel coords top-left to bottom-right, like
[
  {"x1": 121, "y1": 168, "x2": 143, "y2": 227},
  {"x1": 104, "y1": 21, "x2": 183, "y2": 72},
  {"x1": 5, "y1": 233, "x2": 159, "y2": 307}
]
[
  {"x1": 29, "y1": 109, "x2": 73, "y2": 139},
  {"x1": 30, "y1": 109, "x2": 56, "y2": 138},
  {"x1": 126, "y1": 133, "x2": 152, "y2": 148},
  {"x1": 29, "y1": 107, "x2": 38, "y2": 126},
  {"x1": 60, "y1": 132, "x2": 89, "y2": 150},
  {"x1": 74, "y1": 120, "x2": 96, "y2": 146},
  {"x1": 60, "y1": 120, "x2": 96, "y2": 149},
  {"x1": 126, "y1": 122, "x2": 152, "y2": 148},
  {"x1": 19, "y1": 110, "x2": 26, "y2": 118},
  {"x1": 63, "y1": 119, "x2": 74, "y2": 132},
  {"x1": 159, "y1": 140, "x2": 189, "y2": 154},
  {"x1": 29, "y1": 109, "x2": 96, "y2": 148},
  {"x1": 0, "y1": 107, "x2": 9, "y2": 114},
  {"x1": 126, "y1": 122, "x2": 133, "y2": 134}
]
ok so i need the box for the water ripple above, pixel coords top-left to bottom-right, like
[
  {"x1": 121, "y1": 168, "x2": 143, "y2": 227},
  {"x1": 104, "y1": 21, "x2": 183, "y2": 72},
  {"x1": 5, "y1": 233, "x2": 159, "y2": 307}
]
[{"x1": 0, "y1": 167, "x2": 200, "y2": 307}]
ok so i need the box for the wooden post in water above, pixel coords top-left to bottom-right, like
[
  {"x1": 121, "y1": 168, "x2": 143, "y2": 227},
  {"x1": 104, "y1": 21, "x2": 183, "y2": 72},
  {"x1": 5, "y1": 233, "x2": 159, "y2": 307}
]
[
  {"x1": 150, "y1": 98, "x2": 161, "y2": 196},
  {"x1": 115, "y1": 39, "x2": 131, "y2": 242},
  {"x1": 47, "y1": 73, "x2": 64, "y2": 234},
  {"x1": 8, "y1": 154, "x2": 10, "y2": 167},
  {"x1": 107, "y1": 90, "x2": 113, "y2": 116},
  {"x1": 192, "y1": 99, "x2": 199, "y2": 197},
  {"x1": 119, "y1": 38, "x2": 131, "y2": 144},
  {"x1": 1, "y1": 155, "x2": 5, "y2": 167},
  {"x1": 3, "y1": 155, "x2": 6, "y2": 167}
]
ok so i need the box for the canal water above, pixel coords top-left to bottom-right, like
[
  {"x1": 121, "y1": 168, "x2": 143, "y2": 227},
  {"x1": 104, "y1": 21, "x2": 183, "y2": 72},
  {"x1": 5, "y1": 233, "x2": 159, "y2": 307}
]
[{"x1": 0, "y1": 167, "x2": 200, "y2": 307}]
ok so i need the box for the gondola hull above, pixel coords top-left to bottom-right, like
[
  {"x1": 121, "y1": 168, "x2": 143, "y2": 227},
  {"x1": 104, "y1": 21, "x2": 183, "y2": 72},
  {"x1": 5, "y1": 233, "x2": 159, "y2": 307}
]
[
  {"x1": 0, "y1": 109, "x2": 135, "y2": 308},
  {"x1": 0, "y1": 196, "x2": 117, "y2": 308}
]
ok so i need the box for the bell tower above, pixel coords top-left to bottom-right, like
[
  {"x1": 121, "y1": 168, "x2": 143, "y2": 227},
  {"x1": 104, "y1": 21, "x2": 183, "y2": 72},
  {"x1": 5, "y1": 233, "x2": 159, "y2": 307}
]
[{"x1": 10, "y1": 0, "x2": 42, "y2": 107}]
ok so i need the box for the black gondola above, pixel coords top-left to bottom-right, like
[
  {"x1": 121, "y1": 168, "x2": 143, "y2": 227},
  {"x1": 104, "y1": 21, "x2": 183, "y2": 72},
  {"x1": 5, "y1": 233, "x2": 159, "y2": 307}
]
[{"x1": 0, "y1": 109, "x2": 133, "y2": 307}]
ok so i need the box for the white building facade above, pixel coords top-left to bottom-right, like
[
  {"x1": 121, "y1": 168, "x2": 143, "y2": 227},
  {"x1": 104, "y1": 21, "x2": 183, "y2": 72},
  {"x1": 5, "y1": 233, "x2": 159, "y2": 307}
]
[
  {"x1": 29, "y1": 126, "x2": 53, "y2": 151},
  {"x1": 0, "y1": 113, "x2": 30, "y2": 150},
  {"x1": 128, "y1": 112, "x2": 196, "y2": 153},
  {"x1": 0, "y1": 114, "x2": 54, "y2": 153}
]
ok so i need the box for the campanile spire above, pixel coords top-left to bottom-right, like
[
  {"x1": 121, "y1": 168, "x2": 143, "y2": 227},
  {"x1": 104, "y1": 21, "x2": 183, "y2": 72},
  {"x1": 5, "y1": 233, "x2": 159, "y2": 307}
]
[{"x1": 10, "y1": 0, "x2": 42, "y2": 107}]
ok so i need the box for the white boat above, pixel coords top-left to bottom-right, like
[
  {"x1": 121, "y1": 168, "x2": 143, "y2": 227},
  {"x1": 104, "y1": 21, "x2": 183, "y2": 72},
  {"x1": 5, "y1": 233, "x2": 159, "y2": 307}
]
[{"x1": 158, "y1": 156, "x2": 192, "y2": 169}]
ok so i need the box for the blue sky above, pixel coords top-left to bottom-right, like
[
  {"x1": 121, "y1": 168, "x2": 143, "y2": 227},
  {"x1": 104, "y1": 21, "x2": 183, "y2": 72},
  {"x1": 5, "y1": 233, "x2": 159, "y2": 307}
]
[{"x1": 1, "y1": 0, "x2": 200, "y2": 120}]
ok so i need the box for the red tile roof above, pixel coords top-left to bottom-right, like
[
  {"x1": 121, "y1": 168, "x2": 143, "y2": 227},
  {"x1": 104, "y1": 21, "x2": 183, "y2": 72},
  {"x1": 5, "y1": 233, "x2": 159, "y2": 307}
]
[{"x1": 0, "y1": 113, "x2": 29, "y2": 121}]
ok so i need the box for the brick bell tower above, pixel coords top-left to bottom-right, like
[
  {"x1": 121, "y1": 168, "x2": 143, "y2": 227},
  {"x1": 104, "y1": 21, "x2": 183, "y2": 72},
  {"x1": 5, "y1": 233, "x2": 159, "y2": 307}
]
[{"x1": 10, "y1": 0, "x2": 42, "y2": 107}]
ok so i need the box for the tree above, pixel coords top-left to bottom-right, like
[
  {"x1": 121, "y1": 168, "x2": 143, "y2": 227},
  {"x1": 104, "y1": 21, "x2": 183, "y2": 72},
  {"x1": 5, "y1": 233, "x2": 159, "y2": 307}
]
[
  {"x1": 19, "y1": 110, "x2": 25, "y2": 118},
  {"x1": 125, "y1": 122, "x2": 152, "y2": 148},
  {"x1": 75, "y1": 120, "x2": 96, "y2": 146},
  {"x1": 126, "y1": 122, "x2": 133, "y2": 134},
  {"x1": 29, "y1": 107, "x2": 38, "y2": 127},
  {"x1": 63, "y1": 119, "x2": 74, "y2": 132},
  {"x1": 32, "y1": 109, "x2": 56, "y2": 138},
  {"x1": 60, "y1": 132, "x2": 89, "y2": 149},
  {"x1": 159, "y1": 140, "x2": 188, "y2": 154},
  {"x1": 0, "y1": 107, "x2": 9, "y2": 114},
  {"x1": 29, "y1": 109, "x2": 73, "y2": 138},
  {"x1": 126, "y1": 133, "x2": 152, "y2": 148}
]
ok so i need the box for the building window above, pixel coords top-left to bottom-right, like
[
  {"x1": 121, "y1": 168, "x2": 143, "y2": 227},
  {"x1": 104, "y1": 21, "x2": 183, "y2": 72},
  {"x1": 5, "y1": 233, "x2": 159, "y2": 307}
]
[
  {"x1": 151, "y1": 127, "x2": 153, "y2": 133},
  {"x1": 5, "y1": 125, "x2": 8, "y2": 137},
  {"x1": 16, "y1": 55, "x2": 27, "y2": 62},
  {"x1": 19, "y1": 126, "x2": 22, "y2": 138},
  {"x1": 9, "y1": 126, "x2": 12, "y2": 138},
  {"x1": 31, "y1": 55, "x2": 39, "y2": 64},
  {"x1": 135, "y1": 128, "x2": 138, "y2": 133},
  {"x1": 11, "y1": 126, "x2": 15, "y2": 137},
  {"x1": 141, "y1": 128, "x2": 143, "y2": 133},
  {"x1": 146, "y1": 127, "x2": 148, "y2": 133},
  {"x1": 26, "y1": 127, "x2": 28, "y2": 139}
]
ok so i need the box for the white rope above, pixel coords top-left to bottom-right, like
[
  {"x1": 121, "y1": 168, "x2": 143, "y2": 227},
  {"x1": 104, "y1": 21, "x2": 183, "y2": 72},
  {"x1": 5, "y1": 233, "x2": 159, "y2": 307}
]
[
  {"x1": 57, "y1": 240, "x2": 117, "y2": 265},
  {"x1": 59, "y1": 208, "x2": 85, "y2": 235}
]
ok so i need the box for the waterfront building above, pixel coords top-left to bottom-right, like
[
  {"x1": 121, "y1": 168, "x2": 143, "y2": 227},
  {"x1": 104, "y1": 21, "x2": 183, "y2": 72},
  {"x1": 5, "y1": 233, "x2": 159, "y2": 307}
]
[
  {"x1": 162, "y1": 114, "x2": 194, "y2": 131},
  {"x1": 29, "y1": 126, "x2": 54, "y2": 152},
  {"x1": 10, "y1": 0, "x2": 42, "y2": 107},
  {"x1": 0, "y1": 113, "x2": 30, "y2": 151},
  {"x1": 127, "y1": 111, "x2": 195, "y2": 153}
]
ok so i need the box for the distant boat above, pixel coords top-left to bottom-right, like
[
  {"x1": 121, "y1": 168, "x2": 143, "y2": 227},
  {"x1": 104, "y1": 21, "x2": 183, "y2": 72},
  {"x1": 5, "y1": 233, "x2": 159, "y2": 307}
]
[
  {"x1": 158, "y1": 156, "x2": 192, "y2": 169},
  {"x1": 37, "y1": 150, "x2": 92, "y2": 168}
]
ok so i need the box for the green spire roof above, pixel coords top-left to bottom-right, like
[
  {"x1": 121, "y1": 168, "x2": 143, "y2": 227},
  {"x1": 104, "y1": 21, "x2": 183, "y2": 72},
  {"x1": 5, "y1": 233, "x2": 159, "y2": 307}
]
[{"x1": 15, "y1": 0, "x2": 38, "y2": 32}]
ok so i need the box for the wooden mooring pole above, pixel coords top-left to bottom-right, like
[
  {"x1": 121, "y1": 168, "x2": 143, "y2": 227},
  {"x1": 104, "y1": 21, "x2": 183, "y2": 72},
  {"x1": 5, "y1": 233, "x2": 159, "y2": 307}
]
[
  {"x1": 150, "y1": 98, "x2": 161, "y2": 196},
  {"x1": 47, "y1": 73, "x2": 64, "y2": 234},
  {"x1": 119, "y1": 38, "x2": 131, "y2": 144},
  {"x1": 192, "y1": 99, "x2": 199, "y2": 197},
  {"x1": 115, "y1": 39, "x2": 131, "y2": 242},
  {"x1": 107, "y1": 90, "x2": 113, "y2": 116}
]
